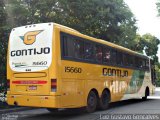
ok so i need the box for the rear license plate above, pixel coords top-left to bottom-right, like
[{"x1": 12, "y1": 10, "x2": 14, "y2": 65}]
[{"x1": 28, "y1": 86, "x2": 37, "y2": 90}]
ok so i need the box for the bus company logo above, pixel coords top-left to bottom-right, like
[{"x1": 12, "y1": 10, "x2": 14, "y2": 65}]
[{"x1": 19, "y1": 30, "x2": 43, "y2": 45}]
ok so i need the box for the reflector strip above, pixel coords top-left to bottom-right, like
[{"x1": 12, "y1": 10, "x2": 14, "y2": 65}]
[{"x1": 12, "y1": 80, "x2": 47, "y2": 84}]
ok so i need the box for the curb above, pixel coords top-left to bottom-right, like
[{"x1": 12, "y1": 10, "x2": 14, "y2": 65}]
[{"x1": 0, "y1": 107, "x2": 36, "y2": 114}]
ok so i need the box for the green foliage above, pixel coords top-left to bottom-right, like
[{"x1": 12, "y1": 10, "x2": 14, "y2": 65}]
[
  {"x1": 142, "y1": 34, "x2": 160, "y2": 61},
  {"x1": 0, "y1": 0, "x2": 8, "y2": 76},
  {"x1": 5, "y1": 0, "x2": 29, "y2": 27},
  {"x1": 0, "y1": 0, "x2": 8, "y2": 93},
  {"x1": 155, "y1": 64, "x2": 160, "y2": 85},
  {"x1": 133, "y1": 33, "x2": 160, "y2": 63},
  {"x1": 59, "y1": 0, "x2": 137, "y2": 48},
  {"x1": 5, "y1": 0, "x2": 137, "y2": 48}
]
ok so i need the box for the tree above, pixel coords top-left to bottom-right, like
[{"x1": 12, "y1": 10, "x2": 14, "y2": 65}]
[
  {"x1": 55, "y1": 0, "x2": 137, "y2": 48},
  {"x1": 155, "y1": 64, "x2": 160, "y2": 86},
  {"x1": 133, "y1": 33, "x2": 160, "y2": 63},
  {"x1": 5, "y1": 0, "x2": 137, "y2": 48},
  {"x1": 0, "y1": 0, "x2": 8, "y2": 75},
  {"x1": 142, "y1": 34, "x2": 160, "y2": 61},
  {"x1": 5, "y1": 0, "x2": 29, "y2": 27},
  {"x1": 0, "y1": 0, "x2": 9, "y2": 93}
]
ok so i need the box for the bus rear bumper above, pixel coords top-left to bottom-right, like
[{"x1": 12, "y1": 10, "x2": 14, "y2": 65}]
[{"x1": 7, "y1": 94, "x2": 60, "y2": 108}]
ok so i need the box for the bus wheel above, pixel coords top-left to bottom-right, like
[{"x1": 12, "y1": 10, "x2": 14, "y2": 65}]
[
  {"x1": 98, "y1": 90, "x2": 110, "y2": 110},
  {"x1": 142, "y1": 87, "x2": 150, "y2": 101},
  {"x1": 86, "y1": 91, "x2": 98, "y2": 113}
]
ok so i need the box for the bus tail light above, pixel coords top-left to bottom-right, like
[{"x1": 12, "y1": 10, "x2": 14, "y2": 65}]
[
  {"x1": 51, "y1": 79, "x2": 57, "y2": 92},
  {"x1": 7, "y1": 79, "x2": 10, "y2": 91}
]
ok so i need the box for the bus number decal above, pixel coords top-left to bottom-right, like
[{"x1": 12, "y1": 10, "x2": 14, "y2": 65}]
[
  {"x1": 32, "y1": 61, "x2": 47, "y2": 66},
  {"x1": 65, "y1": 67, "x2": 82, "y2": 73}
]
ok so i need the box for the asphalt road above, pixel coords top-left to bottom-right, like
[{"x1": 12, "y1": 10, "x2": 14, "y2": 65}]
[{"x1": 1, "y1": 88, "x2": 160, "y2": 120}]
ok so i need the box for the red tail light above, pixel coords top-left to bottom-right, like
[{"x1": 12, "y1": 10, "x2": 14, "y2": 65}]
[
  {"x1": 51, "y1": 79, "x2": 57, "y2": 92},
  {"x1": 7, "y1": 79, "x2": 10, "y2": 91}
]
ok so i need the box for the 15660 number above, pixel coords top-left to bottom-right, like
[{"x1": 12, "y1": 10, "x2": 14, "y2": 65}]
[{"x1": 65, "y1": 66, "x2": 82, "y2": 73}]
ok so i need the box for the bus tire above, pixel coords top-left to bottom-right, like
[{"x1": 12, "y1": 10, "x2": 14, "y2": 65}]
[
  {"x1": 86, "y1": 90, "x2": 98, "y2": 113},
  {"x1": 142, "y1": 87, "x2": 149, "y2": 101},
  {"x1": 98, "y1": 90, "x2": 110, "y2": 110}
]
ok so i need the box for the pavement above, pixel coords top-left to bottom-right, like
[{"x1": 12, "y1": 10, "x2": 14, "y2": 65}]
[
  {"x1": 148, "y1": 87, "x2": 160, "y2": 99},
  {"x1": 0, "y1": 106, "x2": 35, "y2": 114}
]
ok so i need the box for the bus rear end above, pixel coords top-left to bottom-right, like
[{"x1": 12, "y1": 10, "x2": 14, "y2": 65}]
[{"x1": 7, "y1": 23, "x2": 59, "y2": 108}]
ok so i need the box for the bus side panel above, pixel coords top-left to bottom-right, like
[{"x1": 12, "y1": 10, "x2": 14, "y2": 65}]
[{"x1": 59, "y1": 60, "x2": 134, "y2": 107}]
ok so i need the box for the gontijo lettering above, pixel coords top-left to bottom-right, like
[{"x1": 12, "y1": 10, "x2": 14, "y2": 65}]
[
  {"x1": 10, "y1": 47, "x2": 50, "y2": 57},
  {"x1": 103, "y1": 68, "x2": 128, "y2": 77}
]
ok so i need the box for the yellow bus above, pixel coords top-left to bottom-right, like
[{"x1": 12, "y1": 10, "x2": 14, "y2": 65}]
[{"x1": 7, "y1": 23, "x2": 156, "y2": 113}]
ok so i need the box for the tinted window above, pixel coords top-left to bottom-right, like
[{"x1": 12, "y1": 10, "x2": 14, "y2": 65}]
[
  {"x1": 144, "y1": 58, "x2": 149, "y2": 70},
  {"x1": 61, "y1": 32, "x2": 149, "y2": 71},
  {"x1": 95, "y1": 45, "x2": 103, "y2": 63},
  {"x1": 62, "y1": 35, "x2": 75, "y2": 58},
  {"x1": 117, "y1": 51, "x2": 123, "y2": 65},
  {"x1": 128, "y1": 55, "x2": 134, "y2": 66},
  {"x1": 142, "y1": 59, "x2": 146, "y2": 68},
  {"x1": 111, "y1": 49, "x2": 116, "y2": 65},
  {"x1": 74, "y1": 39, "x2": 84, "y2": 59},
  {"x1": 146, "y1": 59, "x2": 149, "y2": 68},
  {"x1": 103, "y1": 47, "x2": 111, "y2": 64},
  {"x1": 84, "y1": 42, "x2": 94, "y2": 61},
  {"x1": 135, "y1": 57, "x2": 139, "y2": 68},
  {"x1": 123, "y1": 53, "x2": 128, "y2": 66},
  {"x1": 139, "y1": 58, "x2": 143, "y2": 68}
]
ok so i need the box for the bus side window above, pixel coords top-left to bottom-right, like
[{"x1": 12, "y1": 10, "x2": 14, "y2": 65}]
[
  {"x1": 74, "y1": 39, "x2": 84, "y2": 59},
  {"x1": 139, "y1": 58, "x2": 143, "y2": 68},
  {"x1": 103, "y1": 47, "x2": 111, "y2": 64},
  {"x1": 123, "y1": 53, "x2": 128, "y2": 66},
  {"x1": 95, "y1": 45, "x2": 103, "y2": 63},
  {"x1": 62, "y1": 35, "x2": 67, "y2": 56},
  {"x1": 117, "y1": 51, "x2": 123, "y2": 65},
  {"x1": 111, "y1": 49, "x2": 116, "y2": 65},
  {"x1": 62, "y1": 35, "x2": 75, "y2": 58},
  {"x1": 128, "y1": 55, "x2": 134, "y2": 67},
  {"x1": 142, "y1": 58, "x2": 146, "y2": 69},
  {"x1": 84, "y1": 42, "x2": 94, "y2": 61},
  {"x1": 135, "y1": 57, "x2": 139, "y2": 68},
  {"x1": 146, "y1": 59, "x2": 149, "y2": 69}
]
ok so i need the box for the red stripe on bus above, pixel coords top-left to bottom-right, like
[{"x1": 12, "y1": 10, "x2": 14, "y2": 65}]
[{"x1": 12, "y1": 80, "x2": 47, "y2": 84}]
